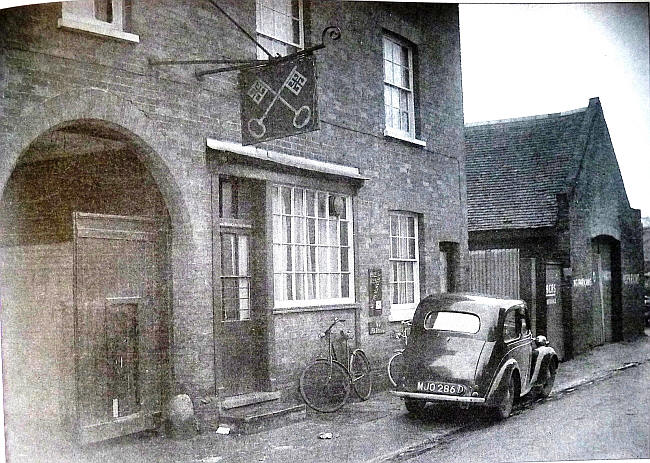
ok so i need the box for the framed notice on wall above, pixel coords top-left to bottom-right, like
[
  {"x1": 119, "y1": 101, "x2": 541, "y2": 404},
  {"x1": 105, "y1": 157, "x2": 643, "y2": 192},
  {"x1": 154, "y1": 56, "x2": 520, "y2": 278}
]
[{"x1": 369, "y1": 268, "x2": 382, "y2": 316}]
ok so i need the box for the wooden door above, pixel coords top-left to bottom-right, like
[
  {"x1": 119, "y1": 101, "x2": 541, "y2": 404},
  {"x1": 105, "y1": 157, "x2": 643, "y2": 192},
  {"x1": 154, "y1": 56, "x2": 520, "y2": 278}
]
[
  {"x1": 219, "y1": 228, "x2": 265, "y2": 396},
  {"x1": 74, "y1": 212, "x2": 168, "y2": 443},
  {"x1": 593, "y1": 241, "x2": 613, "y2": 344}
]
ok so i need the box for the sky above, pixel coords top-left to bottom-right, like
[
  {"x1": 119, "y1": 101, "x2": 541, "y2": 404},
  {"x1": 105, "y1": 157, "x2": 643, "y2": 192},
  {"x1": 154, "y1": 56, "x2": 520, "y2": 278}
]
[{"x1": 459, "y1": 3, "x2": 650, "y2": 218}]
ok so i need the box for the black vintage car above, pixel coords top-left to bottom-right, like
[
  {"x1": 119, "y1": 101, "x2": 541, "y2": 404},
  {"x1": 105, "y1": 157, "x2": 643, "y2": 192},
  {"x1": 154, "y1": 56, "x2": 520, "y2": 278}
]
[{"x1": 392, "y1": 293, "x2": 559, "y2": 419}]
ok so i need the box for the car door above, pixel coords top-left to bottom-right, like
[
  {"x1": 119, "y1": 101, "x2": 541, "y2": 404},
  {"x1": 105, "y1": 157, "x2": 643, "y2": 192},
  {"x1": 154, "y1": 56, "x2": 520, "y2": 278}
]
[{"x1": 503, "y1": 306, "x2": 531, "y2": 395}]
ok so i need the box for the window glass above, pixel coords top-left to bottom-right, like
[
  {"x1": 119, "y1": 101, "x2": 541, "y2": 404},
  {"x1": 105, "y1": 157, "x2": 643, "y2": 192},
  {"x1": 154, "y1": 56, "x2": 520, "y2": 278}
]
[
  {"x1": 503, "y1": 310, "x2": 518, "y2": 341},
  {"x1": 221, "y1": 233, "x2": 251, "y2": 321},
  {"x1": 383, "y1": 34, "x2": 416, "y2": 138},
  {"x1": 256, "y1": 0, "x2": 304, "y2": 58},
  {"x1": 424, "y1": 311, "x2": 480, "y2": 334},
  {"x1": 389, "y1": 212, "x2": 420, "y2": 320},
  {"x1": 272, "y1": 185, "x2": 353, "y2": 307}
]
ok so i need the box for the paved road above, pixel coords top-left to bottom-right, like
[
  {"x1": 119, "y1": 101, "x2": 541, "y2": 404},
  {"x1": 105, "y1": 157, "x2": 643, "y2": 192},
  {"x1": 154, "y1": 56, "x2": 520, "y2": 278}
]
[{"x1": 398, "y1": 362, "x2": 650, "y2": 463}]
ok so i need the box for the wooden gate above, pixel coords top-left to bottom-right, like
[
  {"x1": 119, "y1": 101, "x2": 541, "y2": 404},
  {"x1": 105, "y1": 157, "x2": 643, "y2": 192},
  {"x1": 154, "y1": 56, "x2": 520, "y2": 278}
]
[
  {"x1": 469, "y1": 249, "x2": 520, "y2": 298},
  {"x1": 73, "y1": 212, "x2": 169, "y2": 443}
]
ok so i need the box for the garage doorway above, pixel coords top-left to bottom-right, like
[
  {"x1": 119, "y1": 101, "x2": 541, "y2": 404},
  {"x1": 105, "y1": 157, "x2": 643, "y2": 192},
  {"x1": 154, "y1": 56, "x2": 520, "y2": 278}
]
[{"x1": 591, "y1": 236, "x2": 623, "y2": 345}]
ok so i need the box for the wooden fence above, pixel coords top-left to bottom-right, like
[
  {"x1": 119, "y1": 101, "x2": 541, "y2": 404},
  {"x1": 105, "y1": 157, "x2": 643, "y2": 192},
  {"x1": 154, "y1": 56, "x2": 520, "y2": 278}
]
[{"x1": 469, "y1": 248, "x2": 520, "y2": 299}]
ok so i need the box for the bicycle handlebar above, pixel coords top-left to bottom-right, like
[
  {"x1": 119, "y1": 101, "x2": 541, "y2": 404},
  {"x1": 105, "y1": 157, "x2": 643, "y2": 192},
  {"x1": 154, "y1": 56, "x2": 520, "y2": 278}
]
[{"x1": 324, "y1": 317, "x2": 346, "y2": 336}]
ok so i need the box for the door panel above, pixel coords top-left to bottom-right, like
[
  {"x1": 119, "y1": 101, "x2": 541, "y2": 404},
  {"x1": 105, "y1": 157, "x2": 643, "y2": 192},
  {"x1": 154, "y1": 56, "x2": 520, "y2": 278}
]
[
  {"x1": 74, "y1": 212, "x2": 168, "y2": 443},
  {"x1": 545, "y1": 263, "x2": 564, "y2": 360},
  {"x1": 593, "y1": 241, "x2": 613, "y2": 344}
]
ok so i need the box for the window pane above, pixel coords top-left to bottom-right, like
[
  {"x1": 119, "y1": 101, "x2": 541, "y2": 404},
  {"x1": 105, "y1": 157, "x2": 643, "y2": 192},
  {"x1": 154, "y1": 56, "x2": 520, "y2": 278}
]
[
  {"x1": 401, "y1": 65, "x2": 410, "y2": 90},
  {"x1": 283, "y1": 216, "x2": 291, "y2": 243},
  {"x1": 307, "y1": 246, "x2": 316, "y2": 271},
  {"x1": 392, "y1": 282, "x2": 399, "y2": 304},
  {"x1": 385, "y1": 104, "x2": 392, "y2": 129},
  {"x1": 408, "y1": 237, "x2": 416, "y2": 259},
  {"x1": 318, "y1": 219, "x2": 328, "y2": 245},
  {"x1": 330, "y1": 274, "x2": 340, "y2": 298},
  {"x1": 339, "y1": 198, "x2": 347, "y2": 219},
  {"x1": 286, "y1": 273, "x2": 293, "y2": 300},
  {"x1": 318, "y1": 193, "x2": 327, "y2": 217},
  {"x1": 295, "y1": 245, "x2": 305, "y2": 271},
  {"x1": 341, "y1": 274, "x2": 349, "y2": 298},
  {"x1": 238, "y1": 235, "x2": 249, "y2": 276},
  {"x1": 273, "y1": 244, "x2": 284, "y2": 273},
  {"x1": 293, "y1": 216, "x2": 305, "y2": 243},
  {"x1": 306, "y1": 190, "x2": 315, "y2": 216},
  {"x1": 318, "y1": 247, "x2": 328, "y2": 271},
  {"x1": 307, "y1": 218, "x2": 316, "y2": 244},
  {"x1": 405, "y1": 282, "x2": 414, "y2": 303},
  {"x1": 274, "y1": 274, "x2": 285, "y2": 301},
  {"x1": 295, "y1": 273, "x2": 304, "y2": 300},
  {"x1": 340, "y1": 247, "x2": 349, "y2": 272},
  {"x1": 329, "y1": 220, "x2": 338, "y2": 245},
  {"x1": 281, "y1": 187, "x2": 291, "y2": 214},
  {"x1": 330, "y1": 247, "x2": 339, "y2": 272},
  {"x1": 286, "y1": 245, "x2": 293, "y2": 271},
  {"x1": 293, "y1": 188, "x2": 304, "y2": 215},
  {"x1": 340, "y1": 222, "x2": 348, "y2": 246},
  {"x1": 222, "y1": 234, "x2": 235, "y2": 275},
  {"x1": 383, "y1": 37, "x2": 391, "y2": 60},
  {"x1": 384, "y1": 60, "x2": 393, "y2": 83},
  {"x1": 319, "y1": 274, "x2": 328, "y2": 299},
  {"x1": 306, "y1": 273, "x2": 316, "y2": 299},
  {"x1": 405, "y1": 262, "x2": 413, "y2": 282}
]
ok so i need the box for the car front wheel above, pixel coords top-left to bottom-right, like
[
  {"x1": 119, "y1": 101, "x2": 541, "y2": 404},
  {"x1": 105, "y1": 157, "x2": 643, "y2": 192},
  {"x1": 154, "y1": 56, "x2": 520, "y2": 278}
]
[
  {"x1": 405, "y1": 398, "x2": 426, "y2": 416},
  {"x1": 492, "y1": 374, "x2": 515, "y2": 420}
]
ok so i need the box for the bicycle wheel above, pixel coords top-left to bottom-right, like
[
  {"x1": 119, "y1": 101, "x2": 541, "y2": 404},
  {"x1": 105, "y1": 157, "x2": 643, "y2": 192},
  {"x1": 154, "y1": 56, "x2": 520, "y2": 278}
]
[
  {"x1": 300, "y1": 359, "x2": 351, "y2": 412},
  {"x1": 387, "y1": 351, "x2": 405, "y2": 388},
  {"x1": 350, "y1": 349, "x2": 373, "y2": 400}
]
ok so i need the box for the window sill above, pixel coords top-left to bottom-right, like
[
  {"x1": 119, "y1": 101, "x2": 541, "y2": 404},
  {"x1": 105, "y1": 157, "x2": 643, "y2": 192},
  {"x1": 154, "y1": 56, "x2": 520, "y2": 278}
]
[
  {"x1": 58, "y1": 17, "x2": 140, "y2": 43},
  {"x1": 273, "y1": 303, "x2": 360, "y2": 315},
  {"x1": 389, "y1": 304, "x2": 417, "y2": 322},
  {"x1": 383, "y1": 128, "x2": 426, "y2": 147}
]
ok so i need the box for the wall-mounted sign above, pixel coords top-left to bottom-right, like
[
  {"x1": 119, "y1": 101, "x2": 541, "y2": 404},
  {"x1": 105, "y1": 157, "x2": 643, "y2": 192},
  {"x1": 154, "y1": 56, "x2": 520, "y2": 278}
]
[
  {"x1": 368, "y1": 268, "x2": 382, "y2": 316},
  {"x1": 368, "y1": 319, "x2": 386, "y2": 335},
  {"x1": 623, "y1": 273, "x2": 640, "y2": 285},
  {"x1": 573, "y1": 277, "x2": 593, "y2": 288},
  {"x1": 239, "y1": 55, "x2": 319, "y2": 145}
]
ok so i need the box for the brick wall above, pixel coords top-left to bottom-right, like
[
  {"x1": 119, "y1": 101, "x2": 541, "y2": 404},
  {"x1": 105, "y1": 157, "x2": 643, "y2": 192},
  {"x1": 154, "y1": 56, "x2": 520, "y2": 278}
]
[
  {"x1": 0, "y1": 1, "x2": 467, "y2": 411},
  {"x1": 568, "y1": 101, "x2": 644, "y2": 355}
]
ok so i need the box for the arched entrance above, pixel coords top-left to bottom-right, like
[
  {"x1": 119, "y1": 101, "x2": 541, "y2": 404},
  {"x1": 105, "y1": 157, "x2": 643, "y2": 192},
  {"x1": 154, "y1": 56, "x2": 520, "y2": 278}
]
[
  {"x1": 0, "y1": 121, "x2": 172, "y2": 446},
  {"x1": 591, "y1": 235, "x2": 623, "y2": 345}
]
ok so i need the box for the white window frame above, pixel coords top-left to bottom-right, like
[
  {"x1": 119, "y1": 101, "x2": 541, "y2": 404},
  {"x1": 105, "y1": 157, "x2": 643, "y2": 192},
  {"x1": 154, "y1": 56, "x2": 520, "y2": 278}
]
[
  {"x1": 58, "y1": 0, "x2": 139, "y2": 43},
  {"x1": 272, "y1": 184, "x2": 355, "y2": 309},
  {"x1": 389, "y1": 212, "x2": 421, "y2": 321},
  {"x1": 382, "y1": 34, "x2": 425, "y2": 146},
  {"x1": 256, "y1": 0, "x2": 304, "y2": 59}
]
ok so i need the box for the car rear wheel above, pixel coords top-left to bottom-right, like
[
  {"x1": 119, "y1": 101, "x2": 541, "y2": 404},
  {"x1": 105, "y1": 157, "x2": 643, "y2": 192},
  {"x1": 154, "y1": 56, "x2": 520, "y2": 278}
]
[
  {"x1": 405, "y1": 398, "x2": 426, "y2": 416},
  {"x1": 492, "y1": 374, "x2": 515, "y2": 420}
]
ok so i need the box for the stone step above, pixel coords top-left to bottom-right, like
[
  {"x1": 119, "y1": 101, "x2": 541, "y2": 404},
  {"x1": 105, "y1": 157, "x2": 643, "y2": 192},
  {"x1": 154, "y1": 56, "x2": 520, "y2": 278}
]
[
  {"x1": 217, "y1": 400, "x2": 307, "y2": 435},
  {"x1": 221, "y1": 391, "x2": 281, "y2": 410}
]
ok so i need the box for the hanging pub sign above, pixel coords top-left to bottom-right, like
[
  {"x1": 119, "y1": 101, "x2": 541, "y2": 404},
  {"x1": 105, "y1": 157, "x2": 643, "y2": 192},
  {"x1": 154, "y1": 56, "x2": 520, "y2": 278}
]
[{"x1": 239, "y1": 54, "x2": 319, "y2": 145}]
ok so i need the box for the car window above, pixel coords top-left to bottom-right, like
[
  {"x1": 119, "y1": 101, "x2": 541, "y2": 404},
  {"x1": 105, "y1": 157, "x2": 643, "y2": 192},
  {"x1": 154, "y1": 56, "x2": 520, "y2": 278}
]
[
  {"x1": 519, "y1": 309, "x2": 529, "y2": 334},
  {"x1": 424, "y1": 311, "x2": 480, "y2": 334},
  {"x1": 503, "y1": 309, "x2": 518, "y2": 342}
]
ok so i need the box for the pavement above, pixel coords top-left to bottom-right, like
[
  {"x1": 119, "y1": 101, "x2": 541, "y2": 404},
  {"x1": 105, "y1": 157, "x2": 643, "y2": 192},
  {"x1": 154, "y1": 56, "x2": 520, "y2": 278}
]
[{"x1": 15, "y1": 330, "x2": 650, "y2": 463}]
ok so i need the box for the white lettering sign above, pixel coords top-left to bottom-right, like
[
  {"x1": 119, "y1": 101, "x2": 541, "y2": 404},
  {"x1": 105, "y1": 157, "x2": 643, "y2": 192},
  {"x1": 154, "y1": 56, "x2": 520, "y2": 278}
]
[
  {"x1": 573, "y1": 278, "x2": 593, "y2": 287},
  {"x1": 623, "y1": 273, "x2": 640, "y2": 285}
]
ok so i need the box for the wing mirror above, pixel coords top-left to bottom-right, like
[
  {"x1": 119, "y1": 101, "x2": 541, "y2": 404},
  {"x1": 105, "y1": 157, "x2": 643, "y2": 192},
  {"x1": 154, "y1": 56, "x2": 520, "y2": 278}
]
[{"x1": 534, "y1": 335, "x2": 549, "y2": 347}]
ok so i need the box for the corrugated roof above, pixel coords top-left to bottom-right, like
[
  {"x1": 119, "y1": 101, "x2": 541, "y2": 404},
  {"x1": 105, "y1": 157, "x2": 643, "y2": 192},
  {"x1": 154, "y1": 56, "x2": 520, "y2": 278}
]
[{"x1": 465, "y1": 106, "x2": 590, "y2": 232}]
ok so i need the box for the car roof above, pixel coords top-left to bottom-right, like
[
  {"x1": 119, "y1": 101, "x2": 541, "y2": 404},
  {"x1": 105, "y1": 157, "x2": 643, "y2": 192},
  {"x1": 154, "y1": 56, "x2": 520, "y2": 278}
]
[{"x1": 414, "y1": 293, "x2": 524, "y2": 321}]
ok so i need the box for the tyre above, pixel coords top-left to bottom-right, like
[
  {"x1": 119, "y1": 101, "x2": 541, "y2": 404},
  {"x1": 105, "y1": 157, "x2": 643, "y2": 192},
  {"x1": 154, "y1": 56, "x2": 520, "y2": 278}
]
[
  {"x1": 350, "y1": 349, "x2": 373, "y2": 400},
  {"x1": 405, "y1": 398, "x2": 426, "y2": 416},
  {"x1": 538, "y1": 363, "x2": 556, "y2": 399},
  {"x1": 299, "y1": 359, "x2": 351, "y2": 413},
  {"x1": 492, "y1": 374, "x2": 515, "y2": 420},
  {"x1": 387, "y1": 351, "x2": 405, "y2": 388}
]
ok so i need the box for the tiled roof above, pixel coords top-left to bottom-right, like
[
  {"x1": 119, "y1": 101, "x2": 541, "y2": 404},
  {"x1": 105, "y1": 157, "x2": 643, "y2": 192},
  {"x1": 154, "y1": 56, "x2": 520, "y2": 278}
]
[{"x1": 465, "y1": 105, "x2": 592, "y2": 232}]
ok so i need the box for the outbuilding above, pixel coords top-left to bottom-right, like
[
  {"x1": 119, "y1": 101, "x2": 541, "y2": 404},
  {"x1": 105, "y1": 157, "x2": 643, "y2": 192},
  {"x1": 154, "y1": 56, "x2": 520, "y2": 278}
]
[{"x1": 465, "y1": 98, "x2": 644, "y2": 360}]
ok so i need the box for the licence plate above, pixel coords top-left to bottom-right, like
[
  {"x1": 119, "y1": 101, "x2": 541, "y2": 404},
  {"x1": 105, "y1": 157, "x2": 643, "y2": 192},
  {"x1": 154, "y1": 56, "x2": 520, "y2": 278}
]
[{"x1": 416, "y1": 381, "x2": 466, "y2": 395}]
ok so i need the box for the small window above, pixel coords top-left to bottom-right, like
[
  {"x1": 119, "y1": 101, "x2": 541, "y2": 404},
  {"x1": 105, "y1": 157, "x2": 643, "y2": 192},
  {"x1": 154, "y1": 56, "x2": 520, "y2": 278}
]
[
  {"x1": 389, "y1": 212, "x2": 420, "y2": 321},
  {"x1": 383, "y1": 33, "x2": 422, "y2": 144},
  {"x1": 503, "y1": 310, "x2": 519, "y2": 342},
  {"x1": 424, "y1": 311, "x2": 480, "y2": 334},
  {"x1": 58, "y1": 0, "x2": 139, "y2": 42},
  {"x1": 256, "y1": 0, "x2": 304, "y2": 59},
  {"x1": 221, "y1": 233, "x2": 251, "y2": 321}
]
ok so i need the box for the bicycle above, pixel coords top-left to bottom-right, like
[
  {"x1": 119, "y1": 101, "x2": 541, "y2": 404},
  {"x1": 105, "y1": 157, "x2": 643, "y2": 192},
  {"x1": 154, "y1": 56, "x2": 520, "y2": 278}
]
[
  {"x1": 387, "y1": 320, "x2": 411, "y2": 388},
  {"x1": 299, "y1": 318, "x2": 373, "y2": 412}
]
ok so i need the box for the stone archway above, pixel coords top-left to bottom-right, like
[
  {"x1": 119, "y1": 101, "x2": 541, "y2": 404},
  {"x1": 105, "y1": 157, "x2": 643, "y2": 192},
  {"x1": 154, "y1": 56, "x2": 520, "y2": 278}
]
[{"x1": 0, "y1": 88, "x2": 213, "y2": 450}]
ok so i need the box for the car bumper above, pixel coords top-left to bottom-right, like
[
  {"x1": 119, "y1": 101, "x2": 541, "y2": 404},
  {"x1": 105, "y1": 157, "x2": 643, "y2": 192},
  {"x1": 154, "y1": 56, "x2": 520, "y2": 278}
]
[{"x1": 391, "y1": 390, "x2": 486, "y2": 403}]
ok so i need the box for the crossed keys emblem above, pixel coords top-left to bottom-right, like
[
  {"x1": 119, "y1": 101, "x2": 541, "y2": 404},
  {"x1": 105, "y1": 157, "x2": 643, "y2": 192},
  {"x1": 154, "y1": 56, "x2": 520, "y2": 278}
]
[{"x1": 246, "y1": 65, "x2": 312, "y2": 139}]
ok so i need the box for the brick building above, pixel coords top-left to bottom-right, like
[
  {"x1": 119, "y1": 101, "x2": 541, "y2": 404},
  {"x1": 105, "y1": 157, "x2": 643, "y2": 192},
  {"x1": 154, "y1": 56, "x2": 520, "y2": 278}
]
[
  {"x1": 0, "y1": 0, "x2": 467, "y2": 446},
  {"x1": 466, "y1": 98, "x2": 645, "y2": 361}
]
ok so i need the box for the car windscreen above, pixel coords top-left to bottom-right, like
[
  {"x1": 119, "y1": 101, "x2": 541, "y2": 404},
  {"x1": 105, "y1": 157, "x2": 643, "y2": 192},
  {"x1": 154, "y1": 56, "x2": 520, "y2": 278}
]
[{"x1": 423, "y1": 311, "x2": 480, "y2": 334}]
